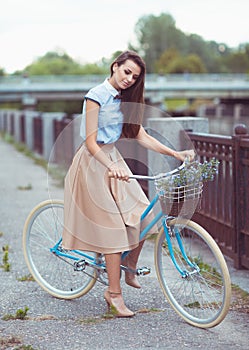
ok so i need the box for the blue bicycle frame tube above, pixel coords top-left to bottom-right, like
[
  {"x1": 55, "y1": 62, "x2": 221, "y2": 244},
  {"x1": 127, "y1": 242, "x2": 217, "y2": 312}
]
[
  {"x1": 162, "y1": 219, "x2": 186, "y2": 276},
  {"x1": 50, "y1": 238, "x2": 95, "y2": 262},
  {"x1": 140, "y1": 194, "x2": 163, "y2": 240},
  {"x1": 141, "y1": 194, "x2": 159, "y2": 221},
  {"x1": 162, "y1": 218, "x2": 198, "y2": 276},
  {"x1": 122, "y1": 194, "x2": 163, "y2": 260},
  {"x1": 140, "y1": 211, "x2": 163, "y2": 240},
  {"x1": 175, "y1": 228, "x2": 198, "y2": 269}
]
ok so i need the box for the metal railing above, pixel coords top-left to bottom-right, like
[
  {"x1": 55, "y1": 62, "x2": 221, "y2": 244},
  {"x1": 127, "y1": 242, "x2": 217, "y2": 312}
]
[
  {"x1": 1, "y1": 73, "x2": 248, "y2": 84},
  {"x1": 188, "y1": 126, "x2": 249, "y2": 269}
]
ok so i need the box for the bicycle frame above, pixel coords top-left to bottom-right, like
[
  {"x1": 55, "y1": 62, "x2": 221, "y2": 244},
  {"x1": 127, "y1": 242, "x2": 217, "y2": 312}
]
[
  {"x1": 50, "y1": 190, "x2": 196, "y2": 279},
  {"x1": 49, "y1": 193, "x2": 163, "y2": 272},
  {"x1": 23, "y1": 158, "x2": 231, "y2": 328}
]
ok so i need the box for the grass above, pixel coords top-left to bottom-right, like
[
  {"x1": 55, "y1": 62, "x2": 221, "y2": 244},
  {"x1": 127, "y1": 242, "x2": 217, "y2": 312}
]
[
  {"x1": 231, "y1": 284, "x2": 249, "y2": 313},
  {"x1": 17, "y1": 274, "x2": 35, "y2": 282},
  {"x1": 2, "y1": 132, "x2": 48, "y2": 170},
  {"x1": 0, "y1": 335, "x2": 37, "y2": 350},
  {"x1": 164, "y1": 98, "x2": 188, "y2": 111},
  {"x1": 183, "y1": 284, "x2": 249, "y2": 312},
  {"x1": 17, "y1": 184, "x2": 33, "y2": 191},
  {"x1": 2, "y1": 306, "x2": 29, "y2": 321},
  {"x1": 78, "y1": 307, "x2": 163, "y2": 324},
  {"x1": 1, "y1": 245, "x2": 11, "y2": 272},
  {"x1": 14, "y1": 346, "x2": 37, "y2": 350},
  {"x1": 0, "y1": 335, "x2": 22, "y2": 349},
  {"x1": 47, "y1": 163, "x2": 67, "y2": 188}
]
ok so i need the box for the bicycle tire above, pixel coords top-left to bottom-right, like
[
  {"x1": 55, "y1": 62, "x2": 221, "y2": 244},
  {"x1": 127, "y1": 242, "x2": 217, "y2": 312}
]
[
  {"x1": 154, "y1": 218, "x2": 231, "y2": 328},
  {"x1": 22, "y1": 200, "x2": 97, "y2": 299}
]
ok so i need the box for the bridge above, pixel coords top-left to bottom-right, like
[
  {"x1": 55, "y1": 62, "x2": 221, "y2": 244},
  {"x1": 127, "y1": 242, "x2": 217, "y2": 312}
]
[{"x1": 0, "y1": 74, "x2": 249, "y2": 107}]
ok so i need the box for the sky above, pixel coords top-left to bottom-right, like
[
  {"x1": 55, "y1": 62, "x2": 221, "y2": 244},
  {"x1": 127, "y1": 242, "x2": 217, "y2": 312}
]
[{"x1": 1, "y1": 0, "x2": 249, "y2": 73}]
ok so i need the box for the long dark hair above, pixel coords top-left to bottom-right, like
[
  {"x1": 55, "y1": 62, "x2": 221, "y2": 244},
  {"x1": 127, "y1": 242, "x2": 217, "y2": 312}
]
[{"x1": 110, "y1": 51, "x2": 146, "y2": 138}]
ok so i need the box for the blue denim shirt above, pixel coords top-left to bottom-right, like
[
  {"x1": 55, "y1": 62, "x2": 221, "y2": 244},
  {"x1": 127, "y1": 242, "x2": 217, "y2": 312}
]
[{"x1": 80, "y1": 79, "x2": 123, "y2": 144}]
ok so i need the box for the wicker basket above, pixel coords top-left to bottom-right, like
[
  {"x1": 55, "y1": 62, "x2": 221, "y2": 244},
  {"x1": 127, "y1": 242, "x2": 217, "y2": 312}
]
[{"x1": 156, "y1": 181, "x2": 203, "y2": 217}]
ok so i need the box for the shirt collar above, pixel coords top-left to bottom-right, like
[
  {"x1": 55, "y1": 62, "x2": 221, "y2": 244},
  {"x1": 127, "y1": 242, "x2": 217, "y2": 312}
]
[{"x1": 104, "y1": 78, "x2": 120, "y2": 98}]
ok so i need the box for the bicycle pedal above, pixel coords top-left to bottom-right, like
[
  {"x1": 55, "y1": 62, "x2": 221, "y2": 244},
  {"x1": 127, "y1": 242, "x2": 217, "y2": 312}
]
[
  {"x1": 74, "y1": 259, "x2": 86, "y2": 271},
  {"x1": 136, "y1": 266, "x2": 151, "y2": 276}
]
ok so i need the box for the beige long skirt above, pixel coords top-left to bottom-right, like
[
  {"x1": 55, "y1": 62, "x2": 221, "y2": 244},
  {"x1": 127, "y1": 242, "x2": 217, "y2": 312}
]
[{"x1": 62, "y1": 143, "x2": 155, "y2": 254}]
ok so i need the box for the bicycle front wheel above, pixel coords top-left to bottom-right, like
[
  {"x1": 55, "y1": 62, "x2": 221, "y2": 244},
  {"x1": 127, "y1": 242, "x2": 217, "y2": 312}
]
[
  {"x1": 22, "y1": 200, "x2": 97, "y2": 299},
  {"x1": 154, "y1": 218, "x2": 231, "y2": 328}
]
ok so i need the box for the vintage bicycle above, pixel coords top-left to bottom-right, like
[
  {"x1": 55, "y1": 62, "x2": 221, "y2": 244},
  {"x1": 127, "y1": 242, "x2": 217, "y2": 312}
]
[{"x1": 22, "y1": 160, "x2": 231, "y2": 328}]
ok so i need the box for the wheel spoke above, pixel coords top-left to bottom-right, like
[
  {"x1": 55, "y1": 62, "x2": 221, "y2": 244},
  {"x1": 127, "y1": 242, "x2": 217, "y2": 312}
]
[
  {"x1": 155, "y1": 219, "x2": 231, "y2": 328},
  {"x1": 23, "y1": 200, "x2": 97, "y2": 299}
]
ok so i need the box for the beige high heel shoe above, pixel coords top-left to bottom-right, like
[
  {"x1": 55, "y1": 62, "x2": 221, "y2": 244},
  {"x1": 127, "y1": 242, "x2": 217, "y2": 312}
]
[
  {"x1": 125, "y1": 273, "x2": 141, "y2": 289},
  {"x1": 122, "y1": 256, "x2": 141, "y2": 289},
  {"x1": 104, "y1": 290, "x2": 135, "y2": 318}
]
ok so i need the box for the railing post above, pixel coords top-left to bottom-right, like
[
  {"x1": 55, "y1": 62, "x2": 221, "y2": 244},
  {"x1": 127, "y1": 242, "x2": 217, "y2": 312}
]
[{"x1": 233, "y1": 124, "x2": 249, "y2": 268}]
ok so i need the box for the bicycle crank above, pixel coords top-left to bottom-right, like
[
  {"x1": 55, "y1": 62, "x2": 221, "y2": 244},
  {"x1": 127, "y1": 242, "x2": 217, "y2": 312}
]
[
  {"x1": 74, "y1": 259, "x2": 87, "y2": 271},
  {"x1": 136, "y1": 266, "x2": 151, "y2": 276}
]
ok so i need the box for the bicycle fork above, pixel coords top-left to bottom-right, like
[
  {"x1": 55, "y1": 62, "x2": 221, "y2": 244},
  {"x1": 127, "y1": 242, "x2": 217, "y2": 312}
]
[{"x1": 162, "y1": 218, "x2": 200, "y2": 278}]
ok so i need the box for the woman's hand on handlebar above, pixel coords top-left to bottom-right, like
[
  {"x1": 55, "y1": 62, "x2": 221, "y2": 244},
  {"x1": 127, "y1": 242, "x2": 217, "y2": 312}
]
[
  {"x1": 175, "y1": 149, "x2": 195, "y2": 163},
  {"x1": 108, "y1": 164, "x2": 130, "y2": 182}
]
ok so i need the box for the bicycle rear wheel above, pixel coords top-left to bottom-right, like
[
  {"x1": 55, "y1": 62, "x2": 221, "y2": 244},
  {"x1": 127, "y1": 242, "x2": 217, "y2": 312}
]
[
  {"x1": 22, "y1": 200, "x2": 97, "y2": 299},
  {"x1": 154, "y1": 218, "x2": 231, "y2": 328}
]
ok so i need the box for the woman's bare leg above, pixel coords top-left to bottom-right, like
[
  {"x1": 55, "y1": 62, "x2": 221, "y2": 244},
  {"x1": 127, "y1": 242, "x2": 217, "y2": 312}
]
[
  {"x1": 104, "y1": 253, "x2": 134, "y2": 317},
  {"x1": 123, "y1": 240, "x2": 145, "y2": 289},
  {"x1": 105, "y1": 252, "x2": 122, "y2": 293}
]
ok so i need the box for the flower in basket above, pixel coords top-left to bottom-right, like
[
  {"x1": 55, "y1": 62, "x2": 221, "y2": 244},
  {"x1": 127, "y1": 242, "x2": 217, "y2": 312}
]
[
  {"x1": 156, "y1": 158, "x2": 219, "y2": 217},
  {"x1": 156, "y1": 158, "x2": 219, "y2": 193}
]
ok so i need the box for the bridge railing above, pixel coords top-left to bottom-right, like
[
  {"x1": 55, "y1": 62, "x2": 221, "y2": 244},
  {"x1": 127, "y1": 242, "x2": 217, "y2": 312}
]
[
  {"x1": 0, "y1": 109, "x2": 76, "y2": 163},
  {"x1": 188, "y1": 126, "x2": 249, "y2": 269},
  {"x1": 0, "y1": 73, "x2": 248, "y2": 85}
]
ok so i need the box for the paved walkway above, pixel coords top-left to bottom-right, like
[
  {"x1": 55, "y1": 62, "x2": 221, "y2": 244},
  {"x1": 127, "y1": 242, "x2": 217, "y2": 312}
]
[{"x1": 0, "y1": 137, "x2": 248, "y2": 350}]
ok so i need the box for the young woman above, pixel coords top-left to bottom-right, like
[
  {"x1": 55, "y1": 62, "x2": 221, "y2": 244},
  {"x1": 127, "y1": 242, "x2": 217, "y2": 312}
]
[{"x1": 62, "y1": 50, "x2": 194, "y2": 317}]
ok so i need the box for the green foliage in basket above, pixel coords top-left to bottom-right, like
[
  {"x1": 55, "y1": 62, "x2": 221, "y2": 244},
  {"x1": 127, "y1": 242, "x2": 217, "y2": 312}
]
[{"x1": 157, "y1": 158, "x2": 219, "y2": 190}]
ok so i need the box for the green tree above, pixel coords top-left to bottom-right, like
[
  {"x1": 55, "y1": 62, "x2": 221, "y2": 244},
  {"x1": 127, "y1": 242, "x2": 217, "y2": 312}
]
[
  {"x1": 223, "y1": 46, "x2": 249, "y2": 73},
  {"x1": 154, "y1": 48, "x2": 180, "y2": 73},
  {"x1": 24, "y1": 51, "x2": 80, "y2": 75},
  {"x1": 184, "y1": 54, "x2": 207, "y2": 73},
  {"x1": 185, "y1": 34, "x2": 219, "y2": 71},
  {"x1": 132, "y1": 12, "x2": 249, "y2": 73},
  {"x1": 98, "y1": 50, "x2": 124, "y2": 74},
  {"x1": 0, "y1": 67, "x2": 5, "y2": 76},
  {"x1": 76, "y1": 63, "x2": 107, "y2": 75},
  {"x1": 155, "y1": 49, "x2": 207, "y2": 73},
  {"x1": 22, "y1": 50, "x2": 107, "y2": 75},
  {"x1": 133, "y1": 13, "x2": 186, "y2": 72}
]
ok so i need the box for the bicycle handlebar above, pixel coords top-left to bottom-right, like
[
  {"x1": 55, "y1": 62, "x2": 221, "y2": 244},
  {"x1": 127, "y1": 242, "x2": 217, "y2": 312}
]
[
  {"x1": 129, "y1": 161, "x2": 186, "y2": 181},
  {"x1": 108, "y1": 160, "x2": 187, "y2": 181}
]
